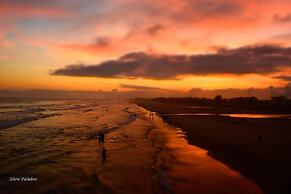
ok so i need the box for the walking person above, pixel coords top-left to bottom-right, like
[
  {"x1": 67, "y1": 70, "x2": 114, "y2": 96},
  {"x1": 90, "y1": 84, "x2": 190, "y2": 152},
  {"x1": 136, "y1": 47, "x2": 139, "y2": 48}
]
[{"x1": 98, "y1": 132, "x2": 105, "y2": 143}]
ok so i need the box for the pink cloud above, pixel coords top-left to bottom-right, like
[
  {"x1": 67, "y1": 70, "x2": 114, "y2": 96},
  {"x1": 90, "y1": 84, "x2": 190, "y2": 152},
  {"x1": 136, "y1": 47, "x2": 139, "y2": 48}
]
[{"x1": 0, "y1": 3, "x2": 71, "y2": 18}]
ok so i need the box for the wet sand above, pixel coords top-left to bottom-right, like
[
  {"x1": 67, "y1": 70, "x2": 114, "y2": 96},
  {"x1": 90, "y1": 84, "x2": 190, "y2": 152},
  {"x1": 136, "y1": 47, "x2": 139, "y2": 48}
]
[
  {"x1": 134, "y1": 100, "x2": 291, "y2": 194},
  {"x1": 0, "y1": 100, "x2": 264, "y2": 194},
  {"x1": 143, "y1": 109, "x2": 263, "y2": 194}
]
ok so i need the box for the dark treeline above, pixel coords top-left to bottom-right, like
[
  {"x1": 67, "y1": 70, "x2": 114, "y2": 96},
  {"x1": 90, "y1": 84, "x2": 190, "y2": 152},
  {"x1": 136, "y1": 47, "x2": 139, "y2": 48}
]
[{"x1": 135, "y1": 95, "x2": 291, "y2": 113}]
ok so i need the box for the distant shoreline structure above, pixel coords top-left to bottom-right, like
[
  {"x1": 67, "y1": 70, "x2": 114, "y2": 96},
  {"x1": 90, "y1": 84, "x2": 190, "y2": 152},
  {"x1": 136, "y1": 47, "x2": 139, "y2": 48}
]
[{"x1": 0, "y1": 84, "x2": 290, "y2": 100}]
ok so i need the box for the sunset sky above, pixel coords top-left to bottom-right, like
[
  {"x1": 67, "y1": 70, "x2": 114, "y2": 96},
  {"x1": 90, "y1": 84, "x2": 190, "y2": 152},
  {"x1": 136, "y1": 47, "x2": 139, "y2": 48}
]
[{"x1": 1, "y1": 0, "x2": 291, "y2": 91}]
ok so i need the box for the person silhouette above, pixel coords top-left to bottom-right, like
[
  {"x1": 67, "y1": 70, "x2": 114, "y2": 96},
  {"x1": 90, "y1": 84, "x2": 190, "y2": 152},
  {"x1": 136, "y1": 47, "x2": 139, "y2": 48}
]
[
  {"x1": 98, "y1": 124, "x2": 108, "y2": 143},
  {"x1": 98, "y1": 131, "x2": 105, "y2": 143},
  {"x1": 150, "y1": 112, "x2": 153, "y2": 119},
  {"x1": 99, "y1": 133, "x2": 105, "y2": 143}
]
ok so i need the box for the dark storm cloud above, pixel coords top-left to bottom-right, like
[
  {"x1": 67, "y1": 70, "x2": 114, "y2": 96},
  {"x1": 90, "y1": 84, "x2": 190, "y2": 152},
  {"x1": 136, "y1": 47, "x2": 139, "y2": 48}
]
[{"x1": 52, "y1": 45, "x2": 291, "y2": 80}]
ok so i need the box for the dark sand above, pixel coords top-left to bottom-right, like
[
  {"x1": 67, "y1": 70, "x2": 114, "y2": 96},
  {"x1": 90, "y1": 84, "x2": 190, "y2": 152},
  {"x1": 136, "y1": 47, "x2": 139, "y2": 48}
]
[{"x1": 134, "y1": 99, "x2": 291, "y2": 194}]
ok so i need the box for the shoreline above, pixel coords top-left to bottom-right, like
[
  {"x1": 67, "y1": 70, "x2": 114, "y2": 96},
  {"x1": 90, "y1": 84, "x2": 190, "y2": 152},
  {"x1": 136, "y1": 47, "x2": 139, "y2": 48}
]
[
  {"x1": 137, "y1": 105, "x2": 263, "y2": 194},
  {"x1": 134, "y1": 100, "x2": 291, "y2": 194}
]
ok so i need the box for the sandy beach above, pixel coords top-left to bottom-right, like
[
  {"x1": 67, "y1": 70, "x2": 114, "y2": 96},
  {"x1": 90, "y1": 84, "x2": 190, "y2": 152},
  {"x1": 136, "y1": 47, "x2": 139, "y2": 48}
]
[{"x1": 134, "y1": 99, "x2": 291, "y2": 194}]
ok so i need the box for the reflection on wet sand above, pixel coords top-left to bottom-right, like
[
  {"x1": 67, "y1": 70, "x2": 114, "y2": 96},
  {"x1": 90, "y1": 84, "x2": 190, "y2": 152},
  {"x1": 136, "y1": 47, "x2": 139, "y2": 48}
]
[
  {"x1": 166, "y1": 113, "x2": 291, "y2": 119},
  {"x1": 221, "y1": 113, "x2": 291, "y2": 119},
  {"x1": 144, "y1": 109, "x2": 264, "y2": 194},
  {"x1": 101, "y1": 147, "x2": 107, "y2": 163}
]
